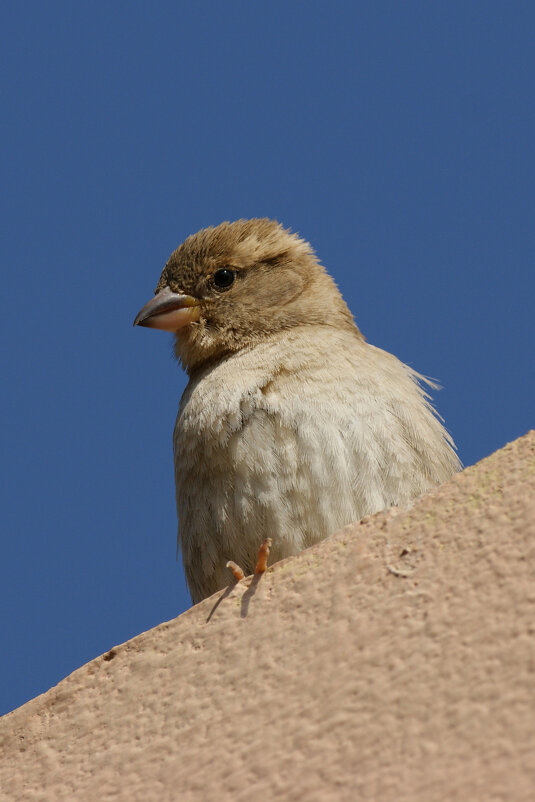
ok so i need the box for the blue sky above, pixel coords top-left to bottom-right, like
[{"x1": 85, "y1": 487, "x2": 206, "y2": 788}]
[{"x1": 1, "y1": 1, "x2": 533, "y2": 715}]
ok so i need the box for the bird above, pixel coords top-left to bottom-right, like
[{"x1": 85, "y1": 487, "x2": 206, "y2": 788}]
[{"x1": 134, "y1": 218, "x2": 461, "y2": 603}]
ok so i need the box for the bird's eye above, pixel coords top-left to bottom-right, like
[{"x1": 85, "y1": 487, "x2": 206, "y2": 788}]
[{"x1": 213, "y1": 268, "x2": 235, "y2": 290}]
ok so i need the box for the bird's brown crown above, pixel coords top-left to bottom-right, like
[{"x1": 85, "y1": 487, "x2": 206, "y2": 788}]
[{"x1": 156, "y1": 218, "x2": 360, "y2": 373}]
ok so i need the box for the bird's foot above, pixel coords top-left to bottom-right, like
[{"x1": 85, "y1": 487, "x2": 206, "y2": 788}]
[
  {"x1": 226, "y1": 537, "x2": 272, "y2": 583},
  {"x1": 255, "y1": 537, "x2": 272, "y2": 573},
  {"x1": 225, "y1": 561, "x2": 245, "y2": 581}
]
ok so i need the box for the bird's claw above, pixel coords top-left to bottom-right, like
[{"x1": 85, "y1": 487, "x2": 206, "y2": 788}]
[
  {"x1": 226, "y1": 537, "x2": 272, "y2": 584},
  {"x1": 254, "y1": 537, "x2": 272, "y2": 574},
  {"x1": 225, "y1": 560, "x2": 245, "y2": 581}
]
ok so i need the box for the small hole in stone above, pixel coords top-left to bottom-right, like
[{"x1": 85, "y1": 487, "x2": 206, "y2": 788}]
[{"x1": 103, "y1": 649, "x2": 117, "y2": 662}]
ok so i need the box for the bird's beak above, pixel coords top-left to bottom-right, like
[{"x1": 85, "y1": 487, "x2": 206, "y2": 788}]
[{"x1": 133, "y1": 286, "x2": 201, "y2": 331}]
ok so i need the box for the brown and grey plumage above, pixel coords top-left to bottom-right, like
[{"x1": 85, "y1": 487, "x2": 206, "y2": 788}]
[{"x1": 134, "y1": 219, "x2": 461, "y2": 603}]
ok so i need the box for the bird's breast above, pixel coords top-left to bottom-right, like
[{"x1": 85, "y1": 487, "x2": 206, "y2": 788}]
[{"x1": 172, "y1": 330, "x2": 460, "y2": 597}]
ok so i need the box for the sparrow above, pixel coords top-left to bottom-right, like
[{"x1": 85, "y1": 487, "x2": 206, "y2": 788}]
[{"x1": 134, "y1": 219, "x2": 461, "y2": 603}]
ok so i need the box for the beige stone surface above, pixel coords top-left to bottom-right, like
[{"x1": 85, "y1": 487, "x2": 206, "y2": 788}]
[{"x1": 1, "y1": 432, "x2": 535, "y2": 801}]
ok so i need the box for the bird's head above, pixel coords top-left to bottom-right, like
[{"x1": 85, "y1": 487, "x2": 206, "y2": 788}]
[{"x1": 134, "y1": 218, "x2": 359, "y2": 374}]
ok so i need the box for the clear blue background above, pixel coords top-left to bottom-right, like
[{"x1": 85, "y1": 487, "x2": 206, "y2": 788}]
[{"x1": 1, "y1": 2, "x2": 533, "y2": 716}]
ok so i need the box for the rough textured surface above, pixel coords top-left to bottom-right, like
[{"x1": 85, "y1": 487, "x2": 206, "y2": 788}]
[{"x1": 1, "y1": 432, "x2": 534, "y2": 801}]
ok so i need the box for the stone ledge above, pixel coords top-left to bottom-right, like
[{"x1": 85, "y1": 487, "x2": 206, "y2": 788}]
[{"x1": 1, "y1": 431, "x2": 534, "y2": 801}]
